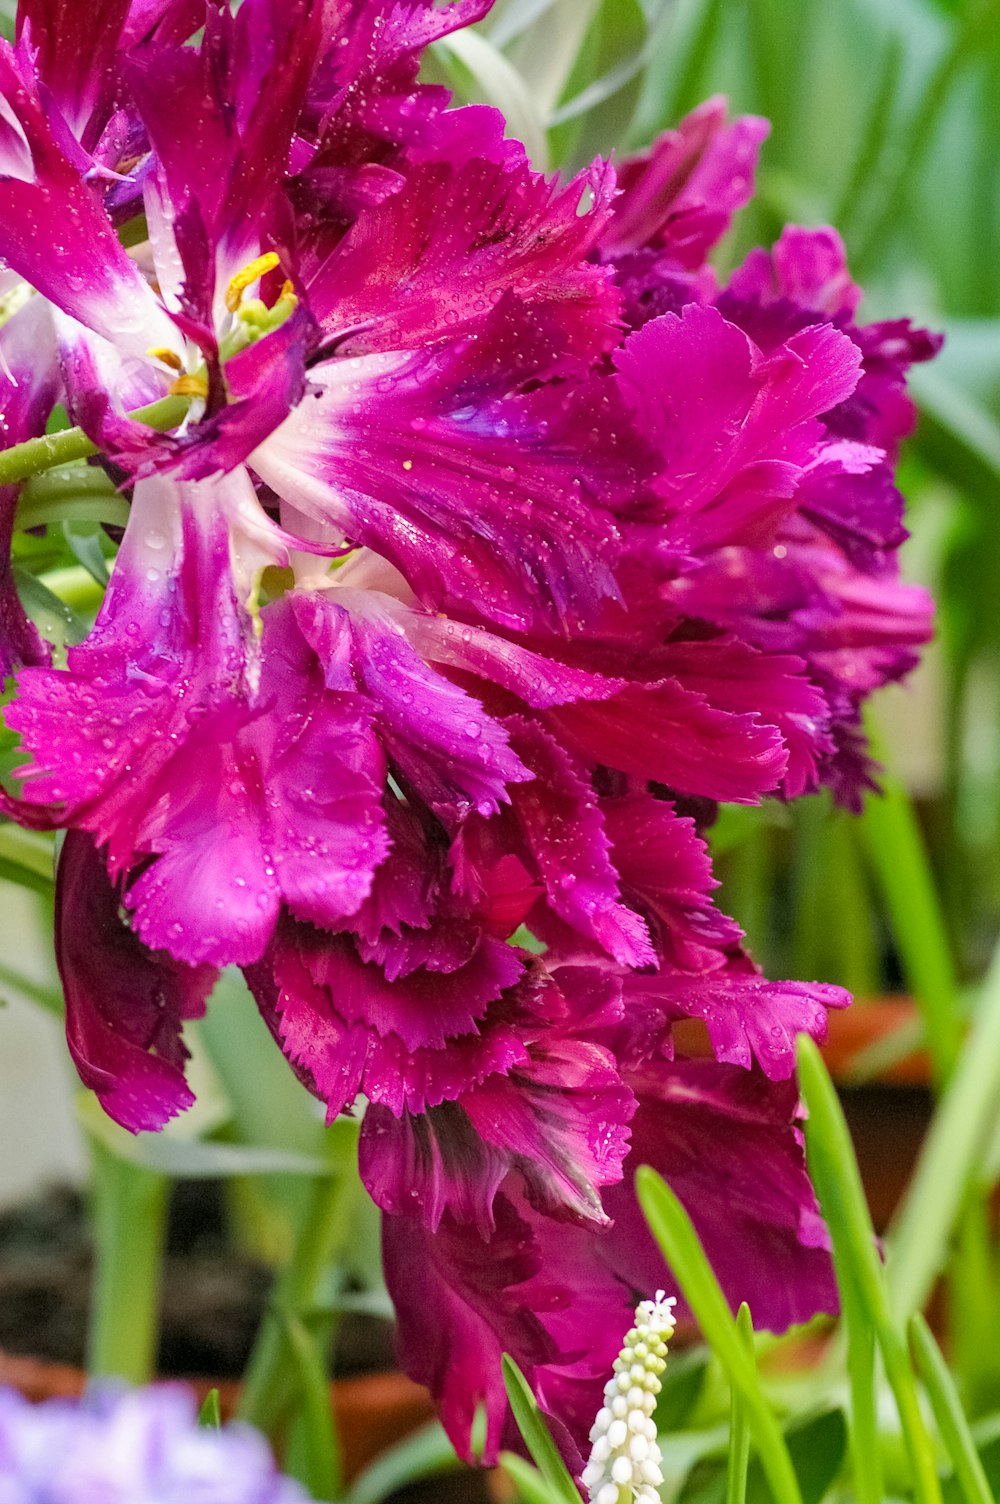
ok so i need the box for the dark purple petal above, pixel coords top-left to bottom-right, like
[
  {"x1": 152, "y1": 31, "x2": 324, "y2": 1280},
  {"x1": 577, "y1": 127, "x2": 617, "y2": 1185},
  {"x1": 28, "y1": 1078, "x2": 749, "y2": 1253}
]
[
  {"x1": 56, "y1": 830, "x2": 215, "y2": 1132},
  {"x1": 384, "y1": 1192, "x2": 552, "y2": 1465}
]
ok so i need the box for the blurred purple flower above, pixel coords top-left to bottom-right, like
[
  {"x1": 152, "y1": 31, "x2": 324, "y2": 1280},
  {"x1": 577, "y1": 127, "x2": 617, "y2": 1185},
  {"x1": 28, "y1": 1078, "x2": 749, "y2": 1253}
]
[{"x1": 0, "y1": 1385, "x2": 314, "y2": 1503}]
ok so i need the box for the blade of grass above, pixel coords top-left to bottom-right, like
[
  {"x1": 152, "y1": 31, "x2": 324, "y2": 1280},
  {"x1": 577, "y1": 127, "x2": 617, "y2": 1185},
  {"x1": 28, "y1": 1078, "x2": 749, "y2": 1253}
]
[
  {"x1": 280, "y1": 1310, "x2": 341, "y2": 1503},
  {"x1": 198, "y1": 1389, "x2": 222, "y2": 1430},
  {"x1": 796, "y1": 1036, "x2": 942, "y2": 1504},
  {"x1": 886, "y1": 933, "x2": 1000, "y2": 1321},
  {"x1": 909, "y1": 1313, "x2": 993, "y2": 1504},
  {"x1": 500, "y1": 1451, "x2": 562, "y2": 1504},
  {"x1": 725, "y1": 1303, "x2": 754, "y2": 1504},
  {"x1": 501, "y1": 1356, "x2": 580, "y2": 1504},
  {"x1": 635, "y1": 1167, "x2": 803, "y2": 1504}
]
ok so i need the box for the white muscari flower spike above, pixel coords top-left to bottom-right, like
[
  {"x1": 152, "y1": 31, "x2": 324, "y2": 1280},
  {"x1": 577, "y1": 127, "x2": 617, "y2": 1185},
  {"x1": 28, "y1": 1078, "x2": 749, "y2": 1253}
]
[{"x1": 581, "y1": 1291, "x2": 676, "y2": 1504}]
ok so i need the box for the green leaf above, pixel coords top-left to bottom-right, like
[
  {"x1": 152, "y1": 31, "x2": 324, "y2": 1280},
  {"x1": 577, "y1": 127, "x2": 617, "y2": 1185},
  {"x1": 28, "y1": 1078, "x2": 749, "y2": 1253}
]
[
  {"x1": 725, "y1": 1304, "x2": 753, "y2": 1504},
  {"x1": 796, "y1": 1037, "x2": 943, "y2": 1504},
  {"x1": 910, "y1": 1313, "x2": 993, "y2": 1504},
  {"x1": 62, "y1": 524, "x2": 111, "y2": 587},
  {"x1": 0, "y1": 824, "x2": 55, "y2": 897},
  {"x1": 499, "y1": 1452, "x2": 563, "y2": 1504},
  {"x1": 636, "y1": 1167, "x2": 804, "y2": 1504},
  {"x1": 501, "y1": 1355, "x2": 581, "y2": 1504},
  {"x1": 431, "y1": 29, "x2": 549, "y2": 166},
  {"x1": 278, "y1": 1310, "x2": 341, "y2": 1502},
  {"x1": 198, "y1": 1390, "x2": 222, "y2": 1430},
  {"x1": 0, "y1": 957, "x2": 62, "y2": 1017}
]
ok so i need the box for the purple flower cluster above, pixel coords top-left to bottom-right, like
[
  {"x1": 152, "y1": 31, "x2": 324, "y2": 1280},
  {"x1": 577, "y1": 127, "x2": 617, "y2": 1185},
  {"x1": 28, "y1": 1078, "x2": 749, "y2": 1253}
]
[
  {"x1": 0, "y1": 1385, "x2": 311, "y2": 1502},
  {"x1": 0, "y1": 0, "x2": 936, "y2": 1469}
]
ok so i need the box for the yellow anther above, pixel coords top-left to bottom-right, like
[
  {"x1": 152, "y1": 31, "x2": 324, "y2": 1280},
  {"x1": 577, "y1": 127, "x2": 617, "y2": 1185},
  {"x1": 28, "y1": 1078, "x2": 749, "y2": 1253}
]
[
  {"x1": 225, "y1": 252, "x2": 281, "y2": 313},
  {"x1": 147, "y1": 346, "x2": 183, "y2": 372},
  {"x1": 169, "y1": 373, "x2": 209, "y2": 398}
]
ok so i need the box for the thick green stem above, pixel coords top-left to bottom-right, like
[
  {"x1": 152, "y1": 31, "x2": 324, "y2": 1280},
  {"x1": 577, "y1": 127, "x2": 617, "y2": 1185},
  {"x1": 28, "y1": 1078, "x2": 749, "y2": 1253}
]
[
  {"x1": 0, "y1": 394, "x2": 189, "y2": 488},
  {"x1": 238, "y1": 1120, "x2": 360, "y2": 1436},
  {"x1": 86, "y1": 1137, "x2": 169, "y2": 1383},
  {"x1": 15, "y1": 465, "x2": 130, "y2": 530}
]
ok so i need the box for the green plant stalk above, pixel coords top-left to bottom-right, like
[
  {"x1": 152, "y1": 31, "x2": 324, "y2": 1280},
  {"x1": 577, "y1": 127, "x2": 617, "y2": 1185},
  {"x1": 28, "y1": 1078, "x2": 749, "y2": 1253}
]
[
  {"x1": 0, "y1": 825, "x2": 55, "y2": 886},
  {"x1": 725, "y1": 1303, "x2": 754, "y2": 1504},
  {"x1": 886, "y1": 933, "x2": 1000, "y2": 1323},
  {"x1": 909, "y1": 1313, "x2": 992, "y2": 1504},
  {"x1": 841, "y1": 1268, "x2": 883, "y2": 1504},
  {"x1": 636, "y1": 1167, "x2": 804, "y2": 1504},
  {"x1": 86, "y1": 1136, "x2": 169, "y2": 1383},
  {"x1": 15, "y1": 465, "x2": 131, "y2": 531},
  {"x1": 860, "y1": 718, "x2": 961, "y2": 1084},
  {"x1": 0, "y1": 394, "x2": 189, "y2": 488},
  {"x1": 795, "y1": 1037, "x2": 942, "y2": 1504},
  {"x1": 502, "y1": 1356, "x2": 581, "y2": 1504},
  {"x1": 237, "y1": 1121, "x2": 360, "y2": 1437}
]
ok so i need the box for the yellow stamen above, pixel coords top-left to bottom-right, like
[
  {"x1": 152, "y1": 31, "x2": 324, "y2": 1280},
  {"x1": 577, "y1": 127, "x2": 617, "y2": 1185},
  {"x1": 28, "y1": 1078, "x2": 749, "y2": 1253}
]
[
  {"x1": 169, "y1": 373, "x2": 209, "y2": 398},
  {"x1": 225, "y1": 252, "x2": 281, "y2": 313},
  {"x1": 147, "y1": 346, "x2": 183, "y2": 372}
]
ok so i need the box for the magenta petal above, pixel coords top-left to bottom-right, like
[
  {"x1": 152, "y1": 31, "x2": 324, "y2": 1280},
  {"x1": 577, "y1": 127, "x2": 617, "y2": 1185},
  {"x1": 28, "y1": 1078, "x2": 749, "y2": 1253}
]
[
  {"x1": 309, "y1": 140, "x2": 618, "y2": 353},
  {"x1": 505, "y1": 717, "x2": 654, "y2": 967},
  {"x1": 251, "y1": 303, "x2": 623, "y2": 633},
  {"x1": 17, "y1": 0, "x2": 131, "y2": 139},
  {"x1": 349, "y1": 610, "x2": 531, "y2": 820},
  {"x1": 461, "y1": 1035, "x2": 634, "y2": 1225},
  {"x1": 0, "y1": 43, "x2": 175, "y2": 355},
  {"x1": 56, "y1": 831, "x2": 215, "y2": 1132},
  {"x1": 601, "y1": 97, "x2": 769, "y2": 264},
  {"x1": 299, "y1": 929, "x2": 524, "y2": 1051},
  {"x1": 628, "y1": 969, "x2": 848, "y2": 1079}
]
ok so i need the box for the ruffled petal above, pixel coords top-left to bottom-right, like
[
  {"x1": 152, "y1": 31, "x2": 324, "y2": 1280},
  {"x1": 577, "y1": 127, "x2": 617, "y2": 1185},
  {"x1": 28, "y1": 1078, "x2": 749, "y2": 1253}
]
[
  {"x1": 505, "y1": 716, "x2": 654, "y2": 967},
  {"x1": 250, "y1": 301, "x2": 622, "y2": 632},
  {"x1": 56, "y1": 830, "x2": 215, "y2": 1132}
]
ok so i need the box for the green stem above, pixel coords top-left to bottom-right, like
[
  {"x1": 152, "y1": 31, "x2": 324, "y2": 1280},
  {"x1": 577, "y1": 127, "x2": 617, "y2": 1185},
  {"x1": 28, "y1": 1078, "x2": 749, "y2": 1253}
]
[
  {"x1": 15, "y1": 465, "x2": 130, "y2": 531},
  {"x1": 237, "y1": 1120, "x2": 360, "y2": 1436},
  {"x1": 0, "y1": 394, "x2": 189, "y2": 488},
  {"x1": 86, "y1": 1137, "x2": 169, "y2": 1383},
  {"x1": 910, "y1": 1313, "x2": 993, "y2": 1504},
  {"x1": 725, "y1": 1304, "x2": 754, "y2": 1504}
]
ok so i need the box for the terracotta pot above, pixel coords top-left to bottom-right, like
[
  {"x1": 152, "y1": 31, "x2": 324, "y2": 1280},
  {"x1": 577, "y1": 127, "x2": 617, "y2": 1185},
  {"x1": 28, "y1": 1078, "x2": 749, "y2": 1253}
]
[{"x1": 0, "y1": 1349, "x2": 434, "y2": 1484}]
